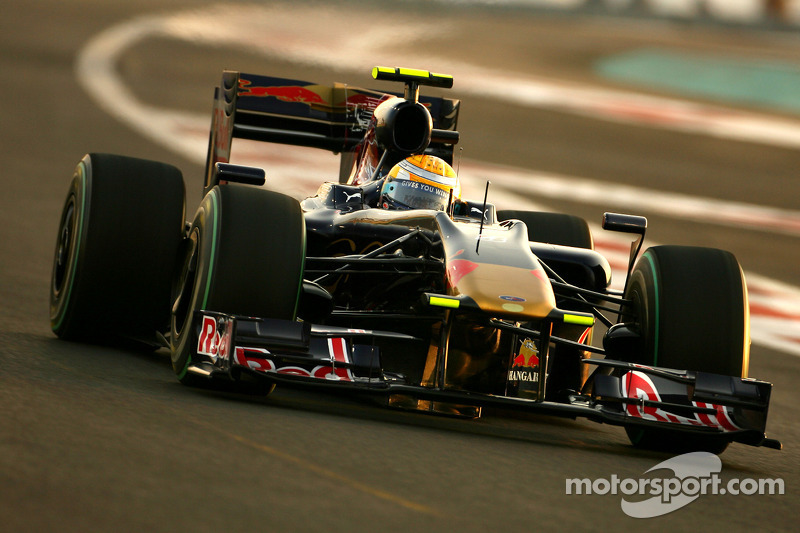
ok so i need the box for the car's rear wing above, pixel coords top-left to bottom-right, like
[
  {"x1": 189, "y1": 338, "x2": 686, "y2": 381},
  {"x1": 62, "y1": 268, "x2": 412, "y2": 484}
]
[{"x1": 204, "y1": 71, "x2": 460, "y2": 194}]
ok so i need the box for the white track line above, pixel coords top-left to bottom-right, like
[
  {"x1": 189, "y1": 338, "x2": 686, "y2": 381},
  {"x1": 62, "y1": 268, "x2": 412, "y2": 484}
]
[{"x1": 75, "y1": 5, "x2": 800, "y2": 357}]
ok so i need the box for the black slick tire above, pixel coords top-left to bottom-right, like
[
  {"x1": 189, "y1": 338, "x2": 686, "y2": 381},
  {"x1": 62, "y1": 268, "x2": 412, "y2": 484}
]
[
  {"x1": 497, "y1": 210, "x2": 593, "y2": 249},
  {"x1": 622, "y1": 245, "x2": 750, "y2": 454},
  {"x1": 50, "y1": 153, "x2": 185, "y2": 345},
  {"x1": 170, "y1": 184, "x2": 305, "y2": 394}
]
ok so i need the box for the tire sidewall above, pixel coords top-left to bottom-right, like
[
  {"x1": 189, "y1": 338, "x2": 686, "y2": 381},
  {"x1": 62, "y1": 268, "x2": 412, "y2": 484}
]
[
  {"x1": 50, "y1": 158, "x2": 91, "y2": 337},
  {"x1": 171, "y1": 188, "x2": 219, "y2": 379},
  {"x1": 622, "y1": 252, "x2": 659, "y2": 366}
]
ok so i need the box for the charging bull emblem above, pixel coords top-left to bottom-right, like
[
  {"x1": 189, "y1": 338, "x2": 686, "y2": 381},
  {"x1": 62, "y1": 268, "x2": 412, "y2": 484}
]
[
  {"x1": 512, "y1": 338, "x2": 539, "y2": 368},
  {"x1": 238, "y1": 80, "x2": 327, "y2": 105}
]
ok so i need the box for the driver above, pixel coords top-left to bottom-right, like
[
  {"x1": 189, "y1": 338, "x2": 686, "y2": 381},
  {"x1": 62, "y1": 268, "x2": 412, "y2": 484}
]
[{"x1": 379, "y1": 154, "x2": 461, "y2": 211}]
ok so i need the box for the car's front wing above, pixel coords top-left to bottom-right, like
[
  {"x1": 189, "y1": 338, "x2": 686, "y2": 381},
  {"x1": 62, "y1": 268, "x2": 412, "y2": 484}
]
[{"x1": 187, "y1": 311, "x2": 780, "y2": 450}]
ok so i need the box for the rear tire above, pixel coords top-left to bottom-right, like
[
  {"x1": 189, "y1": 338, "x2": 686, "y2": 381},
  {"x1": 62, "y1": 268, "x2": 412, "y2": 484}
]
[
  {"x1": 50, "y1": 153, "x2": 185, "y2": 345},
  {"x1": 170, "y1": 184, "x2": 305, "y2": 394},
  {"x1": 622, "y1": 245, "x2": 750, "y2": 454},
  {"x1": 497, "y1": 210, "x2": 593, "y2": 249}
]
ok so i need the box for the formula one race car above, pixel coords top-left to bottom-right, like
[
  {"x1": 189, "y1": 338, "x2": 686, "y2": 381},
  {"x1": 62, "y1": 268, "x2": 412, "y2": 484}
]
[{"x1": 50, "y1": 66, "x2": 780, "y2": 454}]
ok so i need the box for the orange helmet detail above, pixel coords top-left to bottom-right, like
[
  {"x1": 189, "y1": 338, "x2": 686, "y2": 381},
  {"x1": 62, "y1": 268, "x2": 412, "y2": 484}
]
[{"x1": 380, "y1": 155, "x2": 461, "y2": 211}]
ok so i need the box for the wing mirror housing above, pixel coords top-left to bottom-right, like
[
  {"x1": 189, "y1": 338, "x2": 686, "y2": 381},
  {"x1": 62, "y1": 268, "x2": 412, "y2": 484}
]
[{"x1": 602, "y1": 213, "x2": 647, "y2": 294}]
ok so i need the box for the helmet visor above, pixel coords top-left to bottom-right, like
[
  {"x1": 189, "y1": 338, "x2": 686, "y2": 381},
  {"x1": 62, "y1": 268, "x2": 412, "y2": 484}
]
[{"x1": 381, "y1": 178, "x2": 450, "y2": 211}]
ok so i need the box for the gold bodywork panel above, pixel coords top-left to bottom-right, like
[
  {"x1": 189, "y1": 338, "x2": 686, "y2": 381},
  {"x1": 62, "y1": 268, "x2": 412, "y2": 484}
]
[
  {"x1": 450, "y1": 263, "x2": 556, "y2": 320},
  {"x1": 436, "y1": 212, "x2": 557, "y2": 320}
]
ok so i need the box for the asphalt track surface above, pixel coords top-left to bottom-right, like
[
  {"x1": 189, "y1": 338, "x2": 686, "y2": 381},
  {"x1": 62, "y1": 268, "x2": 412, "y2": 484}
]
[{"x1": 2, "y1": 1, "x2": 798, "y2": 531}]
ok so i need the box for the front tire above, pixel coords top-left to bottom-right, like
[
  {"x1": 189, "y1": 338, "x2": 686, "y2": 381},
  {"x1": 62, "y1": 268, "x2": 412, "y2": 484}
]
[
  {"x1": 622, "y1": 245, "x2": 750, "y2": 453},
  {"x1": 170, "y1": 184, "x2": 305, "y2": 393}
]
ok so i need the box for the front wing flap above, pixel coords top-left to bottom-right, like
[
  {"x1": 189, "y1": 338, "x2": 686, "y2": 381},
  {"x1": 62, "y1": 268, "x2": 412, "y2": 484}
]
[
  {"x1": 187, "y1": 312, "x2": 779, "y2": 449},
  {"x1": 586, "y1": 360, "x2": 777, "y2": 448},
  {"x1": 189, "y1": 311, "x2": 403, "y2": 387}
]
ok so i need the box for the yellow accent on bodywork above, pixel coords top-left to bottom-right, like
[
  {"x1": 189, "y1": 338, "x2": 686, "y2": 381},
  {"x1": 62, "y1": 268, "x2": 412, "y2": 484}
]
[
  {"x1": 429, "y1": 296, "x2": 460, "y2": 309},
  {"x1": 563, "y1": 313, "x2": 595, "y2": 326}
]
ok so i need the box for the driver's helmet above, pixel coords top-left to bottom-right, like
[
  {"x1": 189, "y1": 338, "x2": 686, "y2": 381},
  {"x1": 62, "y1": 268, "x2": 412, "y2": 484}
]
[{"x1": 380, "y1": 155, "x2": 461, "y2": 211}]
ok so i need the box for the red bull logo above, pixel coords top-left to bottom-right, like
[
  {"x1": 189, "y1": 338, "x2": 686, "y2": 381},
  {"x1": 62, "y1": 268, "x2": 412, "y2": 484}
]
[
  {"x1": 508, "y1": 337, "x2": 542, "y2": 398},
  {"x1": 238, "y1": 80, "x2": 327, "y2": 105},
  {"x1": 512, "y1": 338, "x2": 539, "y2": 368}
]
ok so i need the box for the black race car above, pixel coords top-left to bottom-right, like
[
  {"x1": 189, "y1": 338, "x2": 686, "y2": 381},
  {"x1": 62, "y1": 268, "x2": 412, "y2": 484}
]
[{"x1": 50, "y1": 66, "x2": 780, "y2": 454}]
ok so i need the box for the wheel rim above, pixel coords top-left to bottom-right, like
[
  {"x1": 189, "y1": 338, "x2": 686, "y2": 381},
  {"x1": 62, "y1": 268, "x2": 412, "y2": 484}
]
[
  {"x1": 52, "y1": 198, "x2": 76, "y2": 298},
  {"x1": 172, "y1": 227, "x2": 199, "y2": 340}
]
